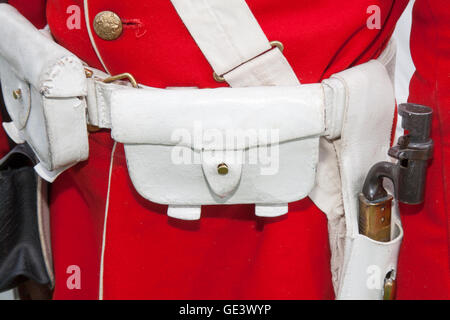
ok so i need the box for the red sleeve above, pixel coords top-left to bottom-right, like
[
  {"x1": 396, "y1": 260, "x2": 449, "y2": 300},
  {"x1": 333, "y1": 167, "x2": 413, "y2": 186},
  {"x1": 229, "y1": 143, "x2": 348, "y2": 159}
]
[
  {"x1": 397, "y1": 0, "x2": 450, "y2": 300},
  {"x1": 8, "y1": 0, "x2": 47, "y2": 29}
]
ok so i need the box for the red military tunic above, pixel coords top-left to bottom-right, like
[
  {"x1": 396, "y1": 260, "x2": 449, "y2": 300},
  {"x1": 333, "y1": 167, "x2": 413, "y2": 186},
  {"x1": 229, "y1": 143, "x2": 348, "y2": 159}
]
[{"x1": 4, "y1": 0, "x2": 450, "y2": 299}]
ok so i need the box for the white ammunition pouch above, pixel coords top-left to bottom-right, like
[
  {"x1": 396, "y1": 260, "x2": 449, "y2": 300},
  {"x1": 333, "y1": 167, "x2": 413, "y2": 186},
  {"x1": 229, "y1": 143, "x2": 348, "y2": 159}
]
[
  {"x1": 0, "y1": 2, "x2": 404, "y2": 299},
  {"x1": 0, "y1": 4, "x2": 88, "y2": 182},
  {"x1": 110, "y1": 86, "x2": 324, "y2": 220}
]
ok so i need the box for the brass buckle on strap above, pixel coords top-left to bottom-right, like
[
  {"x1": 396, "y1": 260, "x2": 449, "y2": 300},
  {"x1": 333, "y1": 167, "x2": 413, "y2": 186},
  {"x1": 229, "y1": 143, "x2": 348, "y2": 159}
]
[
  {"x1": 84, "y1": 68, "x2": 94, "y2": 78},
  {"x1": 103, "y1": 73, "x2": 139, "y2": 88},
  {"x1": 212, "y1": 40, "x2": 284, "y2": 83}
]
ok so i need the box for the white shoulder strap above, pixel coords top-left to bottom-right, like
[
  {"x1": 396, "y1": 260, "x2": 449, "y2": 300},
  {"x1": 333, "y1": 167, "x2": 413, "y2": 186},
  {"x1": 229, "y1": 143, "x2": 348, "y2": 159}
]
[{"x1": 170, "y1": 0, "x2": 300, "y2": 86}]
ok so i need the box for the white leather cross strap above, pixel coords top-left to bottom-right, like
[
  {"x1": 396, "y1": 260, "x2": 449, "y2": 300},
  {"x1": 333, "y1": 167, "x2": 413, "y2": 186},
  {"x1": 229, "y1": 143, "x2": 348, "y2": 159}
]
[
  {"x1": 170, "y1": 0, "x2": 300, "y2": 86},
  {"x1": 0, "y1": 4, "x2": 89, "y2": 182},
  {"x1": 85, "y1": 68, "x2": 139, "y2": 129}
]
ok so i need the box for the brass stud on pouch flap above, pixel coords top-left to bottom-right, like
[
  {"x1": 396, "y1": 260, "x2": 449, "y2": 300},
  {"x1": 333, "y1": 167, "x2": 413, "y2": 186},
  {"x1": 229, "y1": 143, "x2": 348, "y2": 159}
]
[
  {"x1": 93, "y1": 11, "x2": 123, "y2": 41},
  {"x1": 12, "y1": 89, "x2": 22, "y2": 100},
  {"x1": 217, "y1": 163, "x2": 229, "y2": 175}
]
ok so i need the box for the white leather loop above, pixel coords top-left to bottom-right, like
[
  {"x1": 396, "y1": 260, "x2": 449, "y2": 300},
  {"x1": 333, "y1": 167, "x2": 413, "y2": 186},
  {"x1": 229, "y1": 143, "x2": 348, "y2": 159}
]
[
  {"x1": 168, "y1": 205, "x2": 202, "y2": 221},
  {"x1": 322, "y1": 78, "x2": 346, "y2": 140},
  {"x1": 255, "y1": 204, "x2": 289, "y2": 218},
  {"x1": 85, "y1": 67, "x2": 150, "y2": 129},
  {"x1": 170, "y1": 0, "x2": 299, "y2": 85},
  {"x1": 85, "y1": 68, "x2": 110, "y2": 128},
  {"x1": 87, "y1": 79, "x2": 127, "y2": 129}
]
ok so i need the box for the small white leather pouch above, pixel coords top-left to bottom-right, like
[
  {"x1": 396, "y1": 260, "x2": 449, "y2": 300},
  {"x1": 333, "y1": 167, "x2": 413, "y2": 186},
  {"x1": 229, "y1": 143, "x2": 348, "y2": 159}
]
[
  {"x1": 111, "y1": 85, "x2": 325, "y2": 219},
  {"x1": 0, "y1": 4, "x2": 88, "y2": 182}
]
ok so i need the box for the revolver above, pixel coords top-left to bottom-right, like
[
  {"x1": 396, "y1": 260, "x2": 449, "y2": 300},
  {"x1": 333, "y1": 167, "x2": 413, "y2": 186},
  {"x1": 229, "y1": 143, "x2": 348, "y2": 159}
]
[
  {"x1": 359, "y1": 103, "x2": 433, "y2": 242},
  {"x1": 358, "y1": 103, "x2": 433, "y2": 300}
]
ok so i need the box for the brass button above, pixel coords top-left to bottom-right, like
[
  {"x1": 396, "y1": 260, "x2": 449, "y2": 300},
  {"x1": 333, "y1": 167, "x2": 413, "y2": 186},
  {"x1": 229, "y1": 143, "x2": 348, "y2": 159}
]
[
  {"x1": 217, "y1": 163, "x2": 229, "y2": 175},
  {"x1": 93, "y1": 11, "x2": 123, "y2": 41}
]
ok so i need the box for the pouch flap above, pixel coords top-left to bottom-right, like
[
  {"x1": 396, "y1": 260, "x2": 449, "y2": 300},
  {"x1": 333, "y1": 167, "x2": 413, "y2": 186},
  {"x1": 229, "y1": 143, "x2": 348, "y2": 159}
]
[
  {"x1": 111, "y1": 85, "x2": 325, "y2": 150},
  {"x1": 0, "y1": 5, "x2": 86, "y2": 98},
  {"x1": 202, "y1": 149, "x2": 243, "y2": 198},
  {"x1": 0, "y1": 57, "x2": 31, "y2": 130}
]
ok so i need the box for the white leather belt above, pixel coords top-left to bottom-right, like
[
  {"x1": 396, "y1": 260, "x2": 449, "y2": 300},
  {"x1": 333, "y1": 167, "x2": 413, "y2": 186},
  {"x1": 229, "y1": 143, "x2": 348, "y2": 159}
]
[
  {"x1": 85, "y1": 68, "x2": 344, "y2": 135},
  {"x1": 85, "y1": 45, "x2": 395, "y2": 141}
]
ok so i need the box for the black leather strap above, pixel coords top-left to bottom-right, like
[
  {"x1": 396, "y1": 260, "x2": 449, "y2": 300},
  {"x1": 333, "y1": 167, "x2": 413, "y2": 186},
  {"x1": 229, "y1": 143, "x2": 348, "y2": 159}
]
[
  {"x1": 0, "y1": 144, "x2": 51, "y2": 293},
  {"x1": 0, "y1": 143, "x2": 37, "y2": 169}
]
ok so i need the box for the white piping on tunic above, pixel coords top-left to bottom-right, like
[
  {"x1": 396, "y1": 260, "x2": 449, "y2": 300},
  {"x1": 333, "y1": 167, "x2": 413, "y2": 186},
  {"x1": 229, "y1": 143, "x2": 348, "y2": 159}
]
[
  {"x1": 83, "y1": 0, "x2": 110, "y2": 74},
  {"x1": 98, "y1": 142, "x2": 117, "y2": 300}
]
